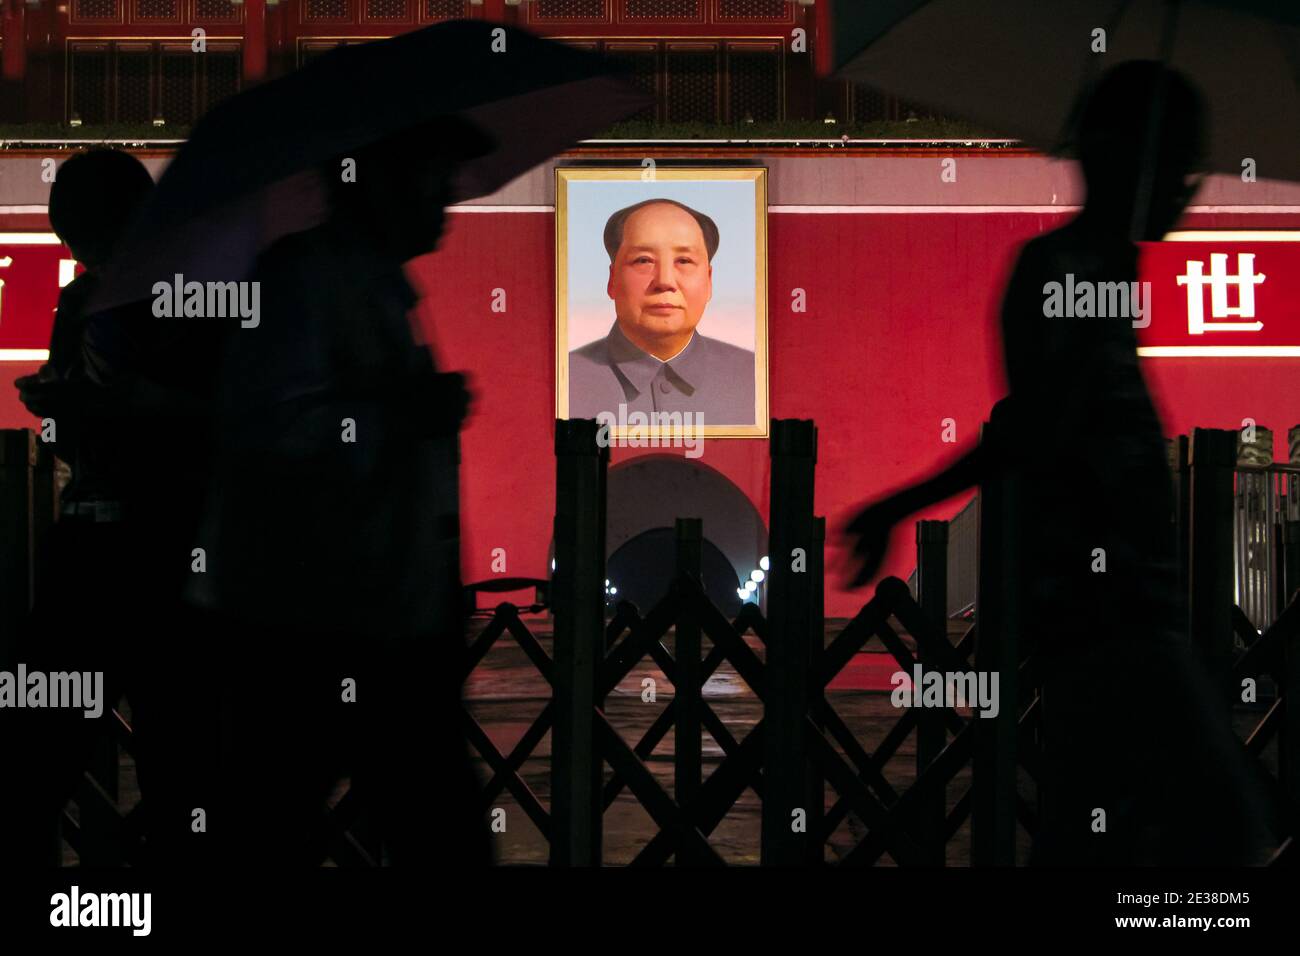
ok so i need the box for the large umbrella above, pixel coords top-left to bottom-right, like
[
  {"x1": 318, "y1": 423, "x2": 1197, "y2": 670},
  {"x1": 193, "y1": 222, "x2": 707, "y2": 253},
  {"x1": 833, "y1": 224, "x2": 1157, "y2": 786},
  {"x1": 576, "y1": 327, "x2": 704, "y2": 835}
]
[
  {"x1": 92, "y1": 19, "x2": 651, "y2": 311},
  {"x1": 828, "y1": 0, "x2": 1300, "y2": 183}
]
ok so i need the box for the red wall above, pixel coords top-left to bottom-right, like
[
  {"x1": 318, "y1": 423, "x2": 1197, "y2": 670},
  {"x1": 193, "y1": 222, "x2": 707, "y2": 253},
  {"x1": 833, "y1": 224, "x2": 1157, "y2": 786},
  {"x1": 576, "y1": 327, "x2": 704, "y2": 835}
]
[
  {"x1": 5, "y1": 206, "x2": 1299, "y2": 618},
  {"x1": 416, "y1": 207, "x2": 1300, "y2": 617}
]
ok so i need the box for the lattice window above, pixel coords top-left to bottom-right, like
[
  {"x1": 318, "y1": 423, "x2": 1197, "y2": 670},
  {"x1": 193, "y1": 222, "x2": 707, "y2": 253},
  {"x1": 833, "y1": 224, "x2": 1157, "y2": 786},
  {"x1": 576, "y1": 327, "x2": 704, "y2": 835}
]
[
  {"x1": 306, "y1": 0, "x2": 350, "y2": 18},
  {"x1": 70, "y1": 50, "x2": 110, "y2": 124},
  {"x1": 717, "y1": 0, "x2": 787, "y2": 19},
  {"x1": 204, "y1": 49, "x2": 241, "y2": 111},
  {"x1": 194, "y1": 0, "x2": 240, "y2": 20},
  {"x1": 73, "y1": 0, "x2": 119, "y2": 19},
  {"x1": 365, "y1": 0, "x2": 407, "y2": 17},
  {"x1": 160, "y1": 52, "x2": 196, "y2": 126},
  {"x1": 727, "y1": 48, "x2": 779, "y2": 123},
  {"x1": 534, "y1": 0, "x2": 605, "y2": 17},
  {"x1": 116, "y1": 50, "x2": 152, "y2": 124},
  {"x1": 136, "y1": 0, "x2": 179, "y2": 17},
  {"x1": 664, "y1": 48, "x2": 718, "y2": 124},
  {"x1": 625, "y1": 0, "x2": 699, "y2": 19},
  {"x1": 603, "y1": 47, "x2": 657, "y2": 123},
  {"x1": 852, "y1": 84, "x2": 896, "y2": 124},
  {"x1": 301, "y1": 41, "x2": 345, "y2": 66},
  {"x1": 422, "y1": 0, "x2": 463, "y2": 19}
]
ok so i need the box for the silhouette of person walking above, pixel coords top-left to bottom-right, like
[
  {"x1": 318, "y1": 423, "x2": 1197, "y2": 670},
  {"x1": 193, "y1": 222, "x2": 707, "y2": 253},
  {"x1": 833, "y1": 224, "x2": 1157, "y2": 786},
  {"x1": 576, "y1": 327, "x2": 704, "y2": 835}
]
[
  {"x1": 844, "y1": 61, "x2": 1275, "y2": 865},
  {"x1": 3, "y1": 149, "x2": 155, "y2": 865},
  {"x1": 181, "y1": 120, "x2": 489, "y2": 866}
]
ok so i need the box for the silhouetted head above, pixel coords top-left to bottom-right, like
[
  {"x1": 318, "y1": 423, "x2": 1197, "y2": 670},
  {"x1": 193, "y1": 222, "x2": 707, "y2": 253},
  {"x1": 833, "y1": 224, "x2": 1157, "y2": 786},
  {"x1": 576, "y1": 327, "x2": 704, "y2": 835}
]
[
  {"x1": 326, "y1": 117, "x2": 495, "y2": 262},
  {"x1": 48, "y1": 149, "x2": 155, "y2": 270},
  {"x1": 1068, "y1": 61, "x2": 1207, "y2": 240}
]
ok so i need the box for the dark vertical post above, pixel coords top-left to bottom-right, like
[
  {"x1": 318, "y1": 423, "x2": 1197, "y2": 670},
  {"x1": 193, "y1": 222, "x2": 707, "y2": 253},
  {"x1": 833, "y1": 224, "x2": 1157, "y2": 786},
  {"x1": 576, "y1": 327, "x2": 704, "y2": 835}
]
[
  {"x1": 915, "y1": 519, "x2": 949, "y2": 866},
  {"x1": 674, "y1": 517, "x2": 703, "y2": 865},
  {"x1": 1288, "y1": 424, "x2": 1300, "y2": 820},
  {"x1": 1283, "y1": 518, "x2": 1300, "y2": 614},
  {"x1": 1188, "y1": 428, "x2": 1237, "y2": 702},
  {"x1": 0, "y1": 429, "x2": 35, "y2": 662},
  {"x1": 31, "y1": 436, "x2": 55, "y2": 597},
  {"x1": 1288, "y1": 423, "x2": 1300, "y2": 612},
  {"x1": 550, "y1": 419, "x2": 607, "y2": 866},
  {"x1": 1175, "y1": 435, "x2": 1191, "y2": 629},
  {"x1": 806, "y1": 516, "x2": 827, "y2": 866},
  {"x1": 242, "y1": 0, "x2": 268, "y2": 83},
  {"x1": 972, "y1": 420, "x2": 1019, "y2": 867},
  {"x1": 762, "y1": 419, "x2": 817, "y2": 866},
  {"x1": 1, "y1": 3, "x2": 26, "y2": 85}
]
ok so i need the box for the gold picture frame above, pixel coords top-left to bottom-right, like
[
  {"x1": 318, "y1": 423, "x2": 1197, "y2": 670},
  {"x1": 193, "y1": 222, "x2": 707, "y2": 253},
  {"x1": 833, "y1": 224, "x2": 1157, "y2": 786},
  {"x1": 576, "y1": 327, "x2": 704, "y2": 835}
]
[{"x1": 555, "y1": 166, "x2": 770, "y2": 440}]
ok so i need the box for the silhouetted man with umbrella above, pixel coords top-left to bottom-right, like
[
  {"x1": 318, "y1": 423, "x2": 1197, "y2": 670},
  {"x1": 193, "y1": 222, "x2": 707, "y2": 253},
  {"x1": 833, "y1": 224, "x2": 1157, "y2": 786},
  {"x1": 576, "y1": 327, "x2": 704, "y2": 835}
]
[
  {"x1": 82, "y1": 20, "x2": 649, "y2": 866},
  {"x1": 180, "y1": 121, "x2": 488, "y2": 866}
]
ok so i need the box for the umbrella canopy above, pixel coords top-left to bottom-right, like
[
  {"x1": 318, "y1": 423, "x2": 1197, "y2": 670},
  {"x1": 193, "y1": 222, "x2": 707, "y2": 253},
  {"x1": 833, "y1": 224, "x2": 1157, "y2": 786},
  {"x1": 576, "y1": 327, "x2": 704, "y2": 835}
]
[
  {"x1": 93, "y1": 18, "x2": 651, "y2": 311},
  {"x1": 830, "y1": 0, "x2": 1300, "y2": 182}
]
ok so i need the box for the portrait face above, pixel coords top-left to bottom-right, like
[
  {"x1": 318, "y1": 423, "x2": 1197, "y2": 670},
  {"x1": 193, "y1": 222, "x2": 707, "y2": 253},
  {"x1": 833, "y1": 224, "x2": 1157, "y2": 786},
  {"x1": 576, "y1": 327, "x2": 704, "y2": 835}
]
[
  {"x1": 606, "y1": 202, "x2": 713, "y2": 352},
  {"x1": 556, "y1": 167, "x2": 769, "y2": 439}
]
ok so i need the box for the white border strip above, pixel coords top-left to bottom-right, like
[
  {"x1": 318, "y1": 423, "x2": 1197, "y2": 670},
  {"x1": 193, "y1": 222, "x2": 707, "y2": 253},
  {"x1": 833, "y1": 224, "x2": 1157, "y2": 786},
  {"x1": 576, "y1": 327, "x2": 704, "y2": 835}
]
[
  {"x1": 0, "y1": 232, "x2": 60, "y2": 243},
  {"x1": 450, "y1": 206, "x2": 553, "y2": 213},
  {"x1": 770, "y1": 205, "x2": 1076, "y2": 213},
  {"x1": 6, "y1": 205, "x2": 1300, "y2": 217},
  {"x1": 769, "y1": 206, "x2": 1300, "y2": 215},
  {"x1": 1165, "y1": 230, "x2": 1300, "y2": 241},
  {"x1": 577, "y1": 138, "x2": 1025, "y2": 145},
  {"x1": 0, "y1": 349, "x2": 50, "y2": 361},
  {"x1": 1138, "y1": 347, "x2": 1300, "y2": 357},
  {"x1": 445, "y1": 205, "x2": 1300, "y2": 215},
  {"x1": 1176, "y1": 209, "x2": 1300, "y2": 215}
]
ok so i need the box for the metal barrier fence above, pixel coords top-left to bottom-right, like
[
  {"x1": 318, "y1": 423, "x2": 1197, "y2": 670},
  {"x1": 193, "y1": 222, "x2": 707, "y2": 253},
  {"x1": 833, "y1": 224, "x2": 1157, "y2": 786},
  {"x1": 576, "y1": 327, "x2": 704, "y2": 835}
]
[
  {"x1": 467, "y1": 418, "x2": 1036, "y2": 865},
  {"x1": 5, "y1": 421, "x2": 1299, "y2": 865},
  {"x1": 907, "y1": 494, "x2": 977, "y2": 619},
  {"x1": 1233, "y1": 463, "x2": 1300, "y2": 632}
]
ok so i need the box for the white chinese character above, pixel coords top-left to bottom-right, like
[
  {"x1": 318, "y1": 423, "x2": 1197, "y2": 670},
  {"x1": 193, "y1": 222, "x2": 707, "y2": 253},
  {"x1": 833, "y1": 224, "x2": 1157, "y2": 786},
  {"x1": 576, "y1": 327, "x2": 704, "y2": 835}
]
[
  {"x1": 0, "y1": 256, "x2": 11, "y2": 324},
  {"x1": 1176, "y1": 252, "x2": 1265, "y2": 335}
]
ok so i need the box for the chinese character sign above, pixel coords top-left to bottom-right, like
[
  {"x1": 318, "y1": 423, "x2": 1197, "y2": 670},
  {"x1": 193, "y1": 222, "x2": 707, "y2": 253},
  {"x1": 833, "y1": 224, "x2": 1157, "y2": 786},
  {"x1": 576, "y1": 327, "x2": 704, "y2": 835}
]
[
  {"x1": 1139, "y1": 233, "x2": 1300, "y2": 356},
  {"x1": 0, "y1": 234, "x2": 77, "y2": 361}
]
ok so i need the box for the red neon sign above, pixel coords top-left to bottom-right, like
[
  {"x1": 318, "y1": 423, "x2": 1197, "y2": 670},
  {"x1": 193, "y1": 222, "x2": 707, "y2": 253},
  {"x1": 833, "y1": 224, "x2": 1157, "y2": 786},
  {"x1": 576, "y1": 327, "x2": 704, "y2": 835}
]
[{"x1": 0, "y1": 233, "x2": 75, "y2": 361}]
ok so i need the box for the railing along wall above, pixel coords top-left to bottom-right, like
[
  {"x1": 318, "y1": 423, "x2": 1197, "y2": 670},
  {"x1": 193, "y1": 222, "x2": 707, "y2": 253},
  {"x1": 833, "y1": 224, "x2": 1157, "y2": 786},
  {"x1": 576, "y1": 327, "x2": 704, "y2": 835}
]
[
  {"x1": 907, "y1": 495, "x2": 978, "y2": 619},
  {"x1": 1183, "y1": 428, "x2": 1300, "y2": 843},
  {"x1": 1168, "y1": 424, "x2": 1300, "y2": 634},
  {"x1": 1229, "y1": 425, "x2": 1300, "y2": 632}
]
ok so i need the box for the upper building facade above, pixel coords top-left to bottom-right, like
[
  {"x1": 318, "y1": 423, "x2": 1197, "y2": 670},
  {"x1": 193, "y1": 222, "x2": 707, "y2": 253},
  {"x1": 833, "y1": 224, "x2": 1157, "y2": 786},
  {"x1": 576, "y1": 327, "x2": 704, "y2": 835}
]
[{"x1": 0, "y1": 0, "x2": 904, "y2": 128}]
